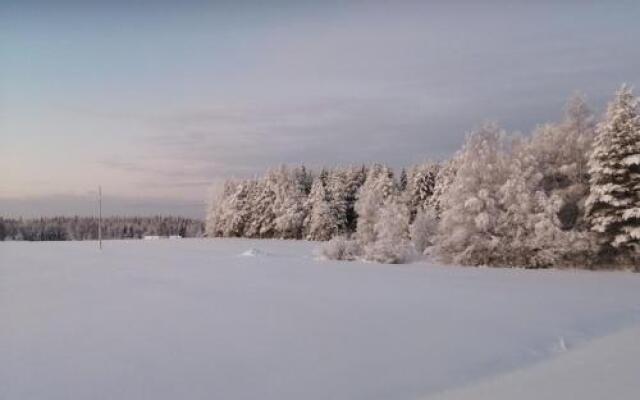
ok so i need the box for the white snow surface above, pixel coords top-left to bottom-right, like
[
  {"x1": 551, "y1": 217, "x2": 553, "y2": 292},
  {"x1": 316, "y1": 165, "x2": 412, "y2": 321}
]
[
  {"x1": 2, "y1": 239, "x2": 640, "y2": 400},
  {"x1": 427, "y1": 324, "x2": 640, "y2": 400}
]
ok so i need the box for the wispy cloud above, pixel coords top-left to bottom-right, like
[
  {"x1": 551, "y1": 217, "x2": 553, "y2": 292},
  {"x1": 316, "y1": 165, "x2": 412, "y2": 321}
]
[{"x1": 3, "y1": 1, "x2": 640, "y2": 215}]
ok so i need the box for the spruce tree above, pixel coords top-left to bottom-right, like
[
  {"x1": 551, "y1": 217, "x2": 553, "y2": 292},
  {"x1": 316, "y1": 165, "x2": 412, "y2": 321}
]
[
  {"x1": 405, "y1": 162, "x2": 440, "y2": 221},
  {"x1": 586, "y1": 85, "x2": 640, "y2": 259},
  {"x1": 398, "y1": 168, "x2": 408, "y2": 191},
  {"x1": 326, "y1": 168, "x2": 350, "y2": 235},
  {"x1": 305, "y1": 178, "x2": 337, "y2": 241},
  {"x1": 355, "y1": 164, "x2": 396, "y2": 245},
  {"x1": 344, "y1": 166, "x2": 367, "y2": 232},
  {"x1": 272, "y1": 166, "x2": 306, "y2": 239}
]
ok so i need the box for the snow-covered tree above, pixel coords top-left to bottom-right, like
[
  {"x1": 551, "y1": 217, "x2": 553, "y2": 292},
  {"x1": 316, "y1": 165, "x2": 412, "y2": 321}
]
[
  {"x1": 205, "y1": 180, "x2": 237, "y2": 237},
  {"x1": 363, "y1": 197, "x2": 413, "y2": 264},
  {"x1": 528, "y1": 95, "x2": 595, "y2": 189},
  {"x1": 317, "y1": 235, "x2": 362, "y2": 261},
  {"x1": 562, "y1": 93, "x2": 597, "y2": 185},
  {"x1": 219, "y1": 180, "x2": 256, "y2": 237},
  {"x1": 293, "y1": 165, "x2": 314, "y2": 195},
  {"x1": 427, "y1": 158, "x2": 459, "y2": 215},
  {"x1": 326, "y1": 168, "x2": 350, "y2": 235},
  {"x1": 355, "y1": 164, "x2": 396, "y2": 244},
  {"x1": 405, "y1": 161, "x2": 440, "y2": 221},
  {"x1": 245, "y1": 173, "x2": 277, "y2": 238},
  {"x1": 305, "y1": 178, "x2": 337, "y2": 241},
  {"x1": 586, "y1": 85, "x2": 640, "y2": 260},
  {"x1": 271, "y1": 166, "x2": 307, "y2": 239},
  {"x1": 436, "y1": 123, "x2": 511, "y2": 265},
  {"x1": 493, "y1": 151, "x2": 571, "y2": 268},
  {"x1": 524, "y1": 94, "x2": 596, "y2": 231},
  {"x1": 344, "y1": 165, "x2": 367, "y2": 232},
  {"x1": 410, "y1": 207, "x2": 438, "y2": 255},
  {"x1": 398, "y1": 168, "x2": 408, "y2": 191}
]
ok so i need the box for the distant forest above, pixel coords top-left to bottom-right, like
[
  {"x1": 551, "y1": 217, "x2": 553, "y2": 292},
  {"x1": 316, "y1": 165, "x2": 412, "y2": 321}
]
[{"x1": 0, "y1": 216, "x2": 204, "y2": 241}]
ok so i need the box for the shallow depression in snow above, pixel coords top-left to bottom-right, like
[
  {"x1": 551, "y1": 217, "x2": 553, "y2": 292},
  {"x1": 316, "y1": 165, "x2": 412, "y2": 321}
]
[{"x1": 239, "y1": 247, "x2": 271, "y2": 257}]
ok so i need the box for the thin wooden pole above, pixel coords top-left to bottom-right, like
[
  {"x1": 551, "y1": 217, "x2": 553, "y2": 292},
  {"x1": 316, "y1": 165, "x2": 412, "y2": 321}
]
[{"x1": 98, "y1": 186, "x2": 102, "y2": 250}]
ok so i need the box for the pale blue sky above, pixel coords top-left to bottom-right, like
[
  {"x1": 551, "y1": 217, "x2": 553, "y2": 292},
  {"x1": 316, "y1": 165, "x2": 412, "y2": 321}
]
[{"x1": 2, "y1": 1, "x2": 640, "y2": 217}]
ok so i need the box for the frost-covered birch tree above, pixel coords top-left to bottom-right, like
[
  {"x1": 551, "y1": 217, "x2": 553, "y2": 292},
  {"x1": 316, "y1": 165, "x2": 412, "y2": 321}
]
[
  {"x1": 363, "y1": 197, "x2": 413, "y2": 264},
  {"x1": 436, "y1": 123, "x2": 511, "y2": 265}
]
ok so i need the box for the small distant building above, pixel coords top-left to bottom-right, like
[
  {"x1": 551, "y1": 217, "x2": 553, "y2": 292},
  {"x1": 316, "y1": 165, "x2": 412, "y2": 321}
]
[{"x1": 143, "y1": 235, "x2": 182, "y2": 240}]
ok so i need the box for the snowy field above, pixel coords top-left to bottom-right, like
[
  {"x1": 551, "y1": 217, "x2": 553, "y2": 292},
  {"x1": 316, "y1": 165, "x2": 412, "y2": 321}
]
[{"x1": 2, "y1": 239, "x2": 640, "y2": 400}]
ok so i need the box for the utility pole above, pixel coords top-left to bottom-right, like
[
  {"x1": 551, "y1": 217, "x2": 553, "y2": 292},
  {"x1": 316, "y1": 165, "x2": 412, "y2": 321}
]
[{"x1": 98, "y1": 186, "x2": 102, "y2": 250}]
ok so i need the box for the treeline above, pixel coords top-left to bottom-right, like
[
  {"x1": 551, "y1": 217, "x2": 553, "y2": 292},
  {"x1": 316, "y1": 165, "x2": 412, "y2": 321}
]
[
  {"x1": 0, "y1": 216, "x2": 204, "y2": 241},
  {"x1": 207, "y1": 85, "x2": 639, "y2": 269}
]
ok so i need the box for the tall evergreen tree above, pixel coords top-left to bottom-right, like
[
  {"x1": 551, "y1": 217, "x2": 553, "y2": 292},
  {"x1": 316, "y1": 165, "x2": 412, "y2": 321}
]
[
  {"x1": 305, "y1": 178, "x2": 337, "y2": 241},
  {"x1": 273, "y1": 167, "x2": 307, "y2": 239},
  {"x1": 293, "y1": 165, "x2": 313, "y2": 195},
  {"x1": 220, "y1": 180, "x2": 255, "y2": 237},
  {"x1": 398, "y1": 168, "x2": 408, "y2": 191},
  {"x1": 344, "y1": 166, "x2": 367, "y2": 232},
  {"x1": 586, "y1": 85, "x2": 640, "y2": 259},
  {"x1": 205, "y1": 180, "x2": 237, "y2": 237},
  {"x1": 246, "y1": 174, "x2": 277, "y2": 238},
  {"x1": 427, "y1": 158, "x2": 459, "y2": 215},
  {"x1": 326, "y1": 168, "x2": 350, "y2": 235},
  {"x1": 355, "y1": 164, "x2": 396, "y2": 244},
  {"x1": 405, "y1": 162, "x2": 440, "y2": 221}
]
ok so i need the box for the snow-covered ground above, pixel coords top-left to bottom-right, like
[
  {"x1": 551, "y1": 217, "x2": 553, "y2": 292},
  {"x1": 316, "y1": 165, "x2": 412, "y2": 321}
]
[
  {"x1": 428, "y1": 324, "x2": 640, "y2": 400},
  {"x1": 2, "y1": 239, "x2": 639, "y2": 400}
]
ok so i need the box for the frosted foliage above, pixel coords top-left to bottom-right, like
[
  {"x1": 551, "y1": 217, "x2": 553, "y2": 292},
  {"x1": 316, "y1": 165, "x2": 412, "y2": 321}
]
[
  {"x1": 205, "y1": 180, "x2": 242, "y2": 238},
  {"x1": 586, "y1": 85, "x2": 640, "y2": 255},
  {"x1": 326, "y1": 169, "x2": 350, "y2": 235},
  {"x1": 204, "y1": 165, "x2": 365, "y2": 242},
  {"x1": 355, "y1": 164, "x2": 396, "y2": 244},
  {"x1": 410, "y1": 208, "x2": 438, "y2": 254},
  {"x1": 405, "y1": 162, "x2": 440, "y2": 219},
  {"x1": 246, "y1": 177, "x2": 277, "y2": 238},
  {"x1": 204, "y1": 166, "x2": 308, "y2": 240},
  {"x1": 204, "y1": 183, "x2": 224, "y2": 237},
  {"x1": 317, "y1": 236, "x2": 362, "y2": 261},
  {"x1": 363, "y1": 197, "x2": 413, "y2": 264},
  {"x1": 427, "y1": 158, "x2": 459, "y2": 215},
  {"x1": 494, "y1": 157, "x2": 572, "y2": 268},
  {"x1": 436, "y1": 121, "x2": 592, "y2": 267},
  {"x1": 527, "y1": 94, "x2": 595, "y2": 187},
  {"x1": 272, "y1": 167, "x2": 306, "y2": 239},
  {"x1": 437, "y1": 123, "x2": 511, "y2": 265},
  {"x1": 305, "y1": 179, "x2": 337, "y2": 241}
]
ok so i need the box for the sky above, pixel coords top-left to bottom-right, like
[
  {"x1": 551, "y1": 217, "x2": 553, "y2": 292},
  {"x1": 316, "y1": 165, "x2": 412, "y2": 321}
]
[{"x1": 2, "y1": 1, "x2": 640, "y2": 218}]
